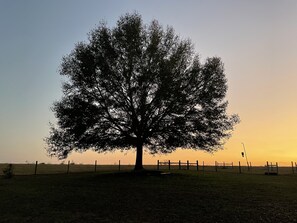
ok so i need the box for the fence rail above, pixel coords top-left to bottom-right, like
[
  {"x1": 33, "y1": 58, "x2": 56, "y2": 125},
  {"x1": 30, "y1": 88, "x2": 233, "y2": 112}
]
[
  {"x1": 156, "y1": 159, "x2": 297, "y2": 175},
  {"x1": 157, "y1": 160, "x2": 199, "y2": 170},
  {"x1": 215, "y1": 161, "x2": 234, "y2": 169},
  {"x1": 1, "y1": 160, "x2": 297, "y2": 176}
]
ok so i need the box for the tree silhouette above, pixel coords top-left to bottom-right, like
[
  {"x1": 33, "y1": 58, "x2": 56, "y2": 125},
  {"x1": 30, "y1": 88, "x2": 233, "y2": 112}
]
[{"x1": 46, "y1": 13, "x2": 239, "y2": 170}]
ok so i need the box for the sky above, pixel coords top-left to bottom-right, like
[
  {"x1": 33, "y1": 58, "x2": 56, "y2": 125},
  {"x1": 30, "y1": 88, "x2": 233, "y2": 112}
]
[{"x1": 0, "y1": 0, "x2": 296, "y2": 166}]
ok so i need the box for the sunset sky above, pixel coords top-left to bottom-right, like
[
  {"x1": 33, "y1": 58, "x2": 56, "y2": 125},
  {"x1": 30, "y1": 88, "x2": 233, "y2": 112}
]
[{"x1": 0, "y1": 0, "x2": 296, "y2": 166}]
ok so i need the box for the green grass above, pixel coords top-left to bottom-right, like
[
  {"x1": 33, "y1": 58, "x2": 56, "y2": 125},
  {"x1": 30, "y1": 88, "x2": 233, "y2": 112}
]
[{"x1": 0, "y1": 170, "x2": 297, "y2": 222}]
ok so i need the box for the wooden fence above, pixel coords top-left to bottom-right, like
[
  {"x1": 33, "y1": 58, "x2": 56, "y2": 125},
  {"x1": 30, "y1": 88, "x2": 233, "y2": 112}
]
[
  {"x1": 156, "y1": 160, "x2": 297, "y2": 175},
  {"x1": 157, "y1": 160, "x2": 241, "y2": 173},
  {"x1": 1, "y1": 160, "x2": 297, "y2": 176},
  {"x1": 265, "y1": 161, "x2": 278, "y2": 175},
  {"x1": 157, "y1": 160, "x2": 199, "y2": 171}
]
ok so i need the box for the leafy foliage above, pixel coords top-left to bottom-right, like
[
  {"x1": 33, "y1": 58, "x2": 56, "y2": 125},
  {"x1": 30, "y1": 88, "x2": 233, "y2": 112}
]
[{"x1": 46, "y1": 13, "x2": 239, "y2": 164}]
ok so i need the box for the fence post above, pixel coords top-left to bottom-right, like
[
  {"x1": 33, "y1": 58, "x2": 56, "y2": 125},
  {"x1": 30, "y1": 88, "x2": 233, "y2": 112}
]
[
  {"x1": 187, "y1": 160, "x2": 189, "y2": 170},
  {"x1": 67, "y1": 160, "x2": 70, "y2": 174},
  {"x1": 179, "y1": 160, "x2": 181, "y2": 170},
  {"x1": 196, "y1": 160, "x2": 199, "y2": 171},
  {"x1": 295, "y1": 162, "x2": 297, "y2": 171},
  {"x1": 249, "y1": 162, "x2": 252, "y2": 171},
  {"x1": 238, "y1": 161, "x2": 241, "y2": 174},
  {"x1": 267, "y1": 161, "x2": 269, "y2": 174},
  {"x1": 94, "y1": 160, "x2": 97, "y2": 172},
  {"x1": 232, "y1": 162, "x2": 233, "y2": 169},
  {"x1": 118, "y1": 160, "x2": 121, "y2": 172},
  {"x1": 157, "y1": 160, "x2": 160, "y2": 170},
  {"x1": 276, "y1": 162, "x2": 279, "y2": 175},
  {"x1": 291, "y1": 161, "x2": 294, "y2": 174},
  {"x1": 215, "y1": 161, "x2": 218, "y2": 172},
  {"x1": 168, "y1": 160, "x2": 171, "y2": 170},
  {"x1": 34, "y1": 161, "x2": 38, "y2": 175}
]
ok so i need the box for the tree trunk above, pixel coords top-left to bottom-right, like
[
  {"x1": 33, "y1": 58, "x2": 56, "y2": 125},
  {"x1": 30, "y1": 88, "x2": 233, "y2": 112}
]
[{"x1": 134, "y1": 142, "x2": 144, "y2": 171}]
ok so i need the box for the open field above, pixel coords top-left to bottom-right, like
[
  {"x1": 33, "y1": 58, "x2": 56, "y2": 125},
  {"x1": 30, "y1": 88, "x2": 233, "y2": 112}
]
[
  {"x1": 0, "y1": 163, "x2": 135, "y2": 175},
  {"x1": 1, "y1": 163, "x2": 296, "y2": 175},
  {"x1": 0, "y1": 170, "x2": 297, "y2": 222}
]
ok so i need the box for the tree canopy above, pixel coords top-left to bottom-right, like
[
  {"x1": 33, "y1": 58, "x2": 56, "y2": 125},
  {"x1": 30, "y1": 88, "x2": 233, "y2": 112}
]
[{"x1": 46, "y1": 13, "x2": 239, "y2": 170}]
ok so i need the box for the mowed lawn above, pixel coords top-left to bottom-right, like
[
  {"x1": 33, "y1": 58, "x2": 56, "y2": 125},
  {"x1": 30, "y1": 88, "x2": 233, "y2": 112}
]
[{"x1": 0, "y1": 170, "x2": 296, "y2": 223}]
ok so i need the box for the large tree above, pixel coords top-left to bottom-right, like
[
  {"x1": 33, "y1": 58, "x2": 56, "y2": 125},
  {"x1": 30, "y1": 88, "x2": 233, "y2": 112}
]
[{"x1": 46, "y1": 13, "x2": 239, "y2": 170}]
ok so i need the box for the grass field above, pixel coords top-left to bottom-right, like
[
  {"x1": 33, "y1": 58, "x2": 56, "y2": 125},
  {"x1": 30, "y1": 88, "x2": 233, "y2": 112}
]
[
  {"x1": 0, "y1": 169, "x2": 297, "y2": 222},
  {"x1": 0, "y1": 163, "x2": 296, "y2": 175},
  {"x1": 0, "y1": 163, "x2": 135, "y2": 175}
]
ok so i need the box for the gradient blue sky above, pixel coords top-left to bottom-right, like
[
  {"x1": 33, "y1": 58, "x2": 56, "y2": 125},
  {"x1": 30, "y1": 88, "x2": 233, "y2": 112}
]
[{"x1": 1, "y1": 0, "x2": 296, "y2": 165}]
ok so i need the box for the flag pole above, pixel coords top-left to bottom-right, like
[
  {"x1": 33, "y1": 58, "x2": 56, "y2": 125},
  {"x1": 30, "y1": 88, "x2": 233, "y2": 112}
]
[{"x1": 242, "y1": 143, "x2": 250, "y2": 170}]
